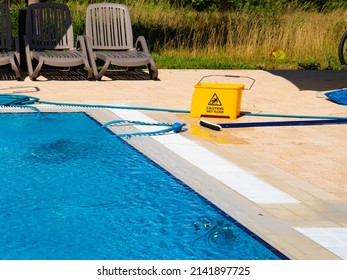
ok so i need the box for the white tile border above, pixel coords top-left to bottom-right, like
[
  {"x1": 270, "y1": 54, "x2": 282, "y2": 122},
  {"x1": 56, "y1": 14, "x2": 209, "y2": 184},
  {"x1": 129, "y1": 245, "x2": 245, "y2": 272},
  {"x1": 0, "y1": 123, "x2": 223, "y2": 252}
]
[{"x1": 294, "y1": 227, "x2": 347, "y2": 260}]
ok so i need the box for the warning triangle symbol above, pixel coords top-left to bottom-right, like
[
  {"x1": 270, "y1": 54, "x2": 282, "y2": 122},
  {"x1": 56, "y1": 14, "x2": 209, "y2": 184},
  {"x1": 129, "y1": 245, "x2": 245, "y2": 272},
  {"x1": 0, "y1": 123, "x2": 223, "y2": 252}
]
[{"x1": 208, "y1": 93, "x2": 222, "y2": 106}]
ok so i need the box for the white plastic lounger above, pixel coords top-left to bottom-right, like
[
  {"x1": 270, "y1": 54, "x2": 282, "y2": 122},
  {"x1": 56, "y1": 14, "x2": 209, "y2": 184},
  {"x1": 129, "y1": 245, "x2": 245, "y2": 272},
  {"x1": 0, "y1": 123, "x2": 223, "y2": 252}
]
[
  {"x1": 85, "y1": 3, "x2": 158, "y2": 80},
  {"x1": 24, "y1": 3, "x2": 92, "y2": 80}
]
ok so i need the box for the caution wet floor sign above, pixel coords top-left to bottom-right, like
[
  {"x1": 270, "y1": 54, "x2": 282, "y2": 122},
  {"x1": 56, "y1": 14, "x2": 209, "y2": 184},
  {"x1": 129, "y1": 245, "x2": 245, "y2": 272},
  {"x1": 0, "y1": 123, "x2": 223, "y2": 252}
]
[{"x1": 190, "y1": 83, "x2": 245, "y2": 119}]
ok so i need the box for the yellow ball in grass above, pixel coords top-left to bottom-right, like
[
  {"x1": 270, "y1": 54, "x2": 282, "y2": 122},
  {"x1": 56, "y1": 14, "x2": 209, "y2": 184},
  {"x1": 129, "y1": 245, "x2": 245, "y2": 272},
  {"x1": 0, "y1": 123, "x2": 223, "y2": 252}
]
[{"x1": 270, "y1": 49, "x2": 286, "y2": 61}]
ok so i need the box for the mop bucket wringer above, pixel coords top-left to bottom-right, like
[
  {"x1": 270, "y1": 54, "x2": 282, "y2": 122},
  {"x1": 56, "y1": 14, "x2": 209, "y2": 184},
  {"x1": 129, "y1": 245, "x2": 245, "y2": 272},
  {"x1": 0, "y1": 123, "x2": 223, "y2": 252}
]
[{"x1": 190, "y1": 75, "x2": 255, "y2": 119}]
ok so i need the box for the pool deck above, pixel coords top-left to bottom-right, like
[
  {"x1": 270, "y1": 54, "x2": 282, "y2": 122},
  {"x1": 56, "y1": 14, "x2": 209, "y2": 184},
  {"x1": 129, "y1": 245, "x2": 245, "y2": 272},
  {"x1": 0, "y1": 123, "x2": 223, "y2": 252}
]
[{"x1": 1, "y1": 69, "x2": 347, "y2": 260}]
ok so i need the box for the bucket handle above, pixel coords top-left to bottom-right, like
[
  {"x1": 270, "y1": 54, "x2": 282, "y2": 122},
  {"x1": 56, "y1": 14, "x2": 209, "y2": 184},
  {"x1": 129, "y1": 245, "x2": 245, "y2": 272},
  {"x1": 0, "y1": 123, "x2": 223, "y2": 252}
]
[{"x1": 197, "y1": 75, "x2": 255, "y2": 90}]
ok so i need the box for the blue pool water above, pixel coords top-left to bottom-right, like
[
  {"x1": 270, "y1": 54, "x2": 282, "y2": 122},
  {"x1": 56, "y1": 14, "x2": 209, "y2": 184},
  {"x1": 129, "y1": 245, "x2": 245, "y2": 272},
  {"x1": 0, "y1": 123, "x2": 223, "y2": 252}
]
[{"x1": 0, "y1": 112, "x2": 287, "y2": 260}]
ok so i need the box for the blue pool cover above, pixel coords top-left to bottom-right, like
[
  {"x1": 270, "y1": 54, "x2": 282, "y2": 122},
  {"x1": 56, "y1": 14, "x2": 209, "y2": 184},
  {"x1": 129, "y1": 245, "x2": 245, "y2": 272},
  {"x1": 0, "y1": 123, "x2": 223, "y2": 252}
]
[{"x1": 326, "y1": 89, "x2": 347, "y2": 105}]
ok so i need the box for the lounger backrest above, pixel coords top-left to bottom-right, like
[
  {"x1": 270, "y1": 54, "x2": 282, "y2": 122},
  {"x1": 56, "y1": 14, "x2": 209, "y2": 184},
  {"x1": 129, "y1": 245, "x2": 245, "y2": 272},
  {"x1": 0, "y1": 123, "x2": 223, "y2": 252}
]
[
  {"x1": 86, "y1": 3, "x2": 134, "y2": 50},
  {"x1": 0, "y1": 4, "x2": 13, "y2": 50},
  {"x1": 25, "y1": 3, "x2": 74, "y2": 50}
]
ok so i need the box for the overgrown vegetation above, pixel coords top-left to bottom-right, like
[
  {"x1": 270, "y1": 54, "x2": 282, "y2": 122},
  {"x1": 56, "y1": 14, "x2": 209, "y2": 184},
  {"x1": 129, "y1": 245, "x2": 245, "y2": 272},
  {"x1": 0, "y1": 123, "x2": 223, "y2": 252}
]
[{"x1": 8, "y1": 0, "x2": 347, "y2": 70}]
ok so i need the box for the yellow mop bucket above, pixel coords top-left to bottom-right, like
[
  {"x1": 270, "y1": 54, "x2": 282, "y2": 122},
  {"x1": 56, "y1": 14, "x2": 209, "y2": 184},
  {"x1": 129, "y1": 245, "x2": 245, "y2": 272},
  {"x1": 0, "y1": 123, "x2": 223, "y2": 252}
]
[{"x1": 190, "y1": 75, "x2": 255, "y2": 119}]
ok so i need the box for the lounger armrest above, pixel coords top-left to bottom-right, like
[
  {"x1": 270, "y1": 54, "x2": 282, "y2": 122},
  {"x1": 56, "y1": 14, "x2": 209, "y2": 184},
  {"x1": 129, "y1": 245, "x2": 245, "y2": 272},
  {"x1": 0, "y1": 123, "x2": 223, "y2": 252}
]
[
  {"x1": 23, "y1": 35, "x2": 33, "y2": 76},
  {"x1": 76, "y1": 35, "x2": 93, "y2": 79},
  {"x1": 83, "y1": 35, "x2": 99, "y2": 79},
  {"x1": 76, "y1": 35, "x2": 88, "y2": 54},
  {"x1": 84, "y1": 36, "x2": 96, "y2": 59},
  {"x1": 135, "y1": 36, "x2": 150, "y2": 54},
  {"x1": 14, "y1": 36, "x2": 20, "y2": 63}
]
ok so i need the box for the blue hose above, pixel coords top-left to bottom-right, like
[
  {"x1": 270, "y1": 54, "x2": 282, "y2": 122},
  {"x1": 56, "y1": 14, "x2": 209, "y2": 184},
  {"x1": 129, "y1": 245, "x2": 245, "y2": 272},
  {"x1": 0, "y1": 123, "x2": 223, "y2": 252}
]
[
  {"x1": 102, "y1": 120, "x2": 186, "y2": 138},
  {"x1": 242, "y1": 112, "x2": 347, "y2": 120},
  {"x1": 0, "y1": 94, "x2": 190, "y2": 113},
  {"x1": 0, "y1": 94, "x2": 40, "y2": 113},
  {"x1": 38, "y1": 100, "x2": 191, "y2": 114}
]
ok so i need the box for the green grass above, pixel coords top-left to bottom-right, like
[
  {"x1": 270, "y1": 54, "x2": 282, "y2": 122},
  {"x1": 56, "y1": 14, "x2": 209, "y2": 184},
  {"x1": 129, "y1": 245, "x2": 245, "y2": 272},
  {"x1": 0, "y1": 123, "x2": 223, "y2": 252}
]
[
  {"x1": 128, "y1": 2, "x2": 347, "y2": 70},
  {"x1": 153, "y1": 51, "x2": 345, "y2": 70},
  {"x1": 153, "y1": 53, "x2": 278, "y2": 69}
]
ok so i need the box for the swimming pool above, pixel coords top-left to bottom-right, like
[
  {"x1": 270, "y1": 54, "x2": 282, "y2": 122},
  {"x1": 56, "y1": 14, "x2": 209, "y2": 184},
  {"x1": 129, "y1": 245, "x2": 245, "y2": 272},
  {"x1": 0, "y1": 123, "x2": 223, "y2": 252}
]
[{"x1": 0, "y1": 112, "x2": 287, "y2": 260}]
